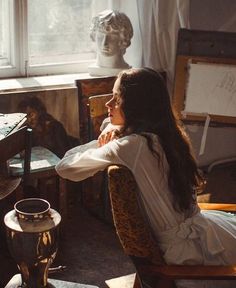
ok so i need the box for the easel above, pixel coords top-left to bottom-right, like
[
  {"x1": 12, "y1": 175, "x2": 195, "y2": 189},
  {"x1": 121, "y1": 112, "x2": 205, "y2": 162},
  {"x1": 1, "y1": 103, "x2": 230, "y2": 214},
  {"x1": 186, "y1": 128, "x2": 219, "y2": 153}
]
[{"x1": 172, "y1": 29, "x2": 236, "y2": 203}]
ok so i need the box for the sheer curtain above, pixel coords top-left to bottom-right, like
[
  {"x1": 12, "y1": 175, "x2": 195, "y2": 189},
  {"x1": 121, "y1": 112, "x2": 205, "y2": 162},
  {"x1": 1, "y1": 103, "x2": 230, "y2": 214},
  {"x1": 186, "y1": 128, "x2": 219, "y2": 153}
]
[
  {"x1": 92, "y1": 0, "x2": 190, "y2": 93},
  {"x1": 140, "y1": 0, "x2": 189, "y2": 92}
]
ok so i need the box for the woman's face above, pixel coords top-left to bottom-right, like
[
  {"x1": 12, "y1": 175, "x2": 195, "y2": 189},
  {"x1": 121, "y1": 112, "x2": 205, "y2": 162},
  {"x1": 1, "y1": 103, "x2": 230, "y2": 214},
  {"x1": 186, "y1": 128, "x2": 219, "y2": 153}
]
[{"x1": 105, "y1": 78, "x2": 125, "y2": 125}]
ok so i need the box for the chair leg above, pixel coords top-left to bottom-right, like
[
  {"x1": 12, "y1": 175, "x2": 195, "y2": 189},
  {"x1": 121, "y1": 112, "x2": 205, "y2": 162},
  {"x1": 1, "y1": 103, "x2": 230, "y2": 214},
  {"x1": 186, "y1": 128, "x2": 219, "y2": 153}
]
[
  {"x1": 134, "y1": 272, "x2": 176, "y2": 288},
  {"x1": 155, "y1": 278, "x2": 176, "y2": 288},
  {"x1": 133, "y1": 273, "x2": 142, "y2": 288}
]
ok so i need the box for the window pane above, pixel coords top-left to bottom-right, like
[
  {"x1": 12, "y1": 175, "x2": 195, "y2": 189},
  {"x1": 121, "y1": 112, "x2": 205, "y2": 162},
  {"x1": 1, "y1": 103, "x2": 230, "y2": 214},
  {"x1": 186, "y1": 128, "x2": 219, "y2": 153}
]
[
  {"x1": 28, "y1": 0, "x2": 95, "y2": 66},
  {"x1": 0, "y1": 1, "x2": 2, "y2": 56},
  {"x1": 0, "y1": 0, "x2": 11, "y2": 66}
]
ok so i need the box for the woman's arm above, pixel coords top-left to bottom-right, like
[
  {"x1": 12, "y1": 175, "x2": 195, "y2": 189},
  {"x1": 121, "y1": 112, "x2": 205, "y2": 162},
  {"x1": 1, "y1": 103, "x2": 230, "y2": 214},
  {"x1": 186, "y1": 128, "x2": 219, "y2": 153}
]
[
  {"x1": 55, "y1": 139, "x2": 123, "y2": 182},
  {"x1": 55, "y1": 135, "x2": 142, "y2": 182}
]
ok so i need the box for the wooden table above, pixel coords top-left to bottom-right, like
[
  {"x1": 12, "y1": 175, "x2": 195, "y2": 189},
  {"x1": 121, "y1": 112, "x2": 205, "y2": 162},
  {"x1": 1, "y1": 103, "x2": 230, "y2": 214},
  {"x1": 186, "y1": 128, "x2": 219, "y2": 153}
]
[{"x1": 5, "y1": 274, "x2": 100, "y2": 288}]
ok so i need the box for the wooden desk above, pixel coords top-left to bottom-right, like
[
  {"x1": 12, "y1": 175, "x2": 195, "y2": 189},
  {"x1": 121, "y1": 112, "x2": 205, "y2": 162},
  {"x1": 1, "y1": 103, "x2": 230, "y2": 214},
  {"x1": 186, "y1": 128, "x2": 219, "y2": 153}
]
[{"x1": 5, "y1": 274, "x2": 100, "y2": 288}]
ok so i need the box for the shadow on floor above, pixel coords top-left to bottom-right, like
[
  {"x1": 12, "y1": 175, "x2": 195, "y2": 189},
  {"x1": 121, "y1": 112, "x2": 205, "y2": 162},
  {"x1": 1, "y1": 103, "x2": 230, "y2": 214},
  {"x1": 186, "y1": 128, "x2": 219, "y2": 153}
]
[{"x1": 52, "y1": 202, "x2": 135, "y2": 288}]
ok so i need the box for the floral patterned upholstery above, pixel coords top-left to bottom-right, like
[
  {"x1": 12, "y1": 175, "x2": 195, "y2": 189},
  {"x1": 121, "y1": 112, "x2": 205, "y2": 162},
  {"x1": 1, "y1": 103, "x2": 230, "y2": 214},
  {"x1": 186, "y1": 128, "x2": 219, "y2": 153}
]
[{"x1": 107, "y1": 165, "x2": 164, "y2": 265}]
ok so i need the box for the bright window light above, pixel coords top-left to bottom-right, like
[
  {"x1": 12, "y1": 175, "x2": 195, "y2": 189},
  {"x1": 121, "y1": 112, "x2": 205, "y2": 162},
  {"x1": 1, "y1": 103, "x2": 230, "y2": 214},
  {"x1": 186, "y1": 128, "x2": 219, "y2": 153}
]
[{"x1": 0, "y1": 0, "x2": 97, "y2": 78}]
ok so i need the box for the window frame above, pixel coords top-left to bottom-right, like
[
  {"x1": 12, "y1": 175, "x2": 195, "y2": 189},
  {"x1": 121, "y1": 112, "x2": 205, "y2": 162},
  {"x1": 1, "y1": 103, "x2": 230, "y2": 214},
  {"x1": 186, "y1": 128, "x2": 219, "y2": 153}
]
[
  {"x1": 0, "y1": 0, "x2": 96, "y2": 79},
  {"x1": 0, "y1": 0, "x2": 20, "y2": 78}
]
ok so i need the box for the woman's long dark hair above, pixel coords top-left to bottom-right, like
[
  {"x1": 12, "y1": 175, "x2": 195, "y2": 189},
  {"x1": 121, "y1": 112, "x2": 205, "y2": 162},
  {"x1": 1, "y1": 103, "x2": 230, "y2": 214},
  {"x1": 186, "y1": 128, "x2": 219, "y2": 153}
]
[{"x1": 117, "y1": 68, "x2": 203, "y2": 212}]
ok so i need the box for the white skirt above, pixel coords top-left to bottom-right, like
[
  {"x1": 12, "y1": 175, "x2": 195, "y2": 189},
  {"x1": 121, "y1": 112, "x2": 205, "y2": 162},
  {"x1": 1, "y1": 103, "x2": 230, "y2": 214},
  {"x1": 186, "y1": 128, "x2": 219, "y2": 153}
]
[{"x1": 158, "y1": 210, "x2": 236, "y2": 288}]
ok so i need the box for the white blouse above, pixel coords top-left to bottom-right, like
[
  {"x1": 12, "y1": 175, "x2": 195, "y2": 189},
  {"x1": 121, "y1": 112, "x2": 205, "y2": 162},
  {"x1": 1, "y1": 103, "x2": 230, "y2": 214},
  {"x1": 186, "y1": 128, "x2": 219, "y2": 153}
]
[{"x1": 55, "y1": 134, "x2": 186, "y2": 232}]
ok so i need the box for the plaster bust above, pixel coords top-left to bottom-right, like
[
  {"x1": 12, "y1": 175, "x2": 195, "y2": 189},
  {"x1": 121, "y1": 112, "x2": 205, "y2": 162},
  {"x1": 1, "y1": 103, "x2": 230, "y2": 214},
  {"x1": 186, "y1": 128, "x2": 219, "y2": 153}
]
[{"x1": 89, "y1": 10, "x2": 133, "y2": 76}]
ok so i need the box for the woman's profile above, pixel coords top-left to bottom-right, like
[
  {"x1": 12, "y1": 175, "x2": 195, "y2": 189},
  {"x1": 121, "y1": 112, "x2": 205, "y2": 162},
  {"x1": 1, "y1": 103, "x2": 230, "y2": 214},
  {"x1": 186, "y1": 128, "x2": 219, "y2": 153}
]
[{"x1": 56, "y1": 68, "x2": 236, "y2": 288}]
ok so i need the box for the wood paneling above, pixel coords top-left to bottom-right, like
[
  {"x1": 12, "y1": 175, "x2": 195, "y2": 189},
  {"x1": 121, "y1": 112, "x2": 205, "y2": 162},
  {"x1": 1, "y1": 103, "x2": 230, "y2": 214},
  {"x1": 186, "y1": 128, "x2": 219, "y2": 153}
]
[{"x1": 0, "y1": 87, "x2": 79, "y2": 138}]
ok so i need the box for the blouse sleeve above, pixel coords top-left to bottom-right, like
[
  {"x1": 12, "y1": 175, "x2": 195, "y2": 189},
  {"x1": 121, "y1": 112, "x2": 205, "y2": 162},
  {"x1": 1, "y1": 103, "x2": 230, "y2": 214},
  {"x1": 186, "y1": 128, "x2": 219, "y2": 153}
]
[{"x1": 55, "y1": 135, "x2": 143, "y2": 182}]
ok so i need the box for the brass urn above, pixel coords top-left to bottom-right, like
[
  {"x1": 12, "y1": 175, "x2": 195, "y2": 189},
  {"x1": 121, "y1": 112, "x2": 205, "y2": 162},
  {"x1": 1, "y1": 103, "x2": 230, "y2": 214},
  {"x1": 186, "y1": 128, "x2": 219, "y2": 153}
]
[{"x1": 4, "y1": 198, "x2": 61, "y2": 288}]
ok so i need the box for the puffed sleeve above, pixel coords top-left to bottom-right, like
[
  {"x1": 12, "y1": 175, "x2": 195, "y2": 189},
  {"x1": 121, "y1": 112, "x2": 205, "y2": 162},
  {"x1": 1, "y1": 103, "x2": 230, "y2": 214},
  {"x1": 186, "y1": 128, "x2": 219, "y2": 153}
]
[{"x1": 55, "y1": 135, "x2": 143, "y2": 182}]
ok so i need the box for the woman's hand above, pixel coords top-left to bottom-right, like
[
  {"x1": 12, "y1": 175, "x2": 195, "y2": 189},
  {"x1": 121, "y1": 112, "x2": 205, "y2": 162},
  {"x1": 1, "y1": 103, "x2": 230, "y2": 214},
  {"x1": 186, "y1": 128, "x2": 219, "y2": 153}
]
[{"x1": 98, "y1": 123, "x2": 123, "y2": 147}]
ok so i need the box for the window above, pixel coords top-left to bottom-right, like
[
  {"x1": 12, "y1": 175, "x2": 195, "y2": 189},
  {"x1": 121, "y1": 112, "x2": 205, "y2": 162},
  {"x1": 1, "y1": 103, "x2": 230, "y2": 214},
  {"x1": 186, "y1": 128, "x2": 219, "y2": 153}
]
[{"x1": 0, "y1": 0, "x2": 96, "y2": 78}]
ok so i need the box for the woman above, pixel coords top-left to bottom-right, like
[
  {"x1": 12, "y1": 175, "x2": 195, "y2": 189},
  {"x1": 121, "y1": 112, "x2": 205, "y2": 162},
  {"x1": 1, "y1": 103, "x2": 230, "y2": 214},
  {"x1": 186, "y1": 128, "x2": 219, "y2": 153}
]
[{"x1": 56, "y1": 68, "x2": 236, "y2": 288}]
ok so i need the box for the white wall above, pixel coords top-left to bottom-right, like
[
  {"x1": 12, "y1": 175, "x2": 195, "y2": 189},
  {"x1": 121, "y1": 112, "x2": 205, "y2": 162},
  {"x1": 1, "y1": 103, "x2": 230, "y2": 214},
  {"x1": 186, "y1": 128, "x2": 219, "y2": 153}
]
[
  {"x1": 190, "y1": 0, "x2": 236, "y2": 32},
  {"x1": 186, "y1": 125, "x2": 236, "y2": 167}
]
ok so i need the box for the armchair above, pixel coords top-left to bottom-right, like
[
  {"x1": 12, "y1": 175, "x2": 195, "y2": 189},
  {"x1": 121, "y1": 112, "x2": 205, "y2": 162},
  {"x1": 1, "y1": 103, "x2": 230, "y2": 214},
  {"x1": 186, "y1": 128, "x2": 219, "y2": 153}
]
[{"x1": 107, "y1": 165, "x2": 236, "y2": 288}]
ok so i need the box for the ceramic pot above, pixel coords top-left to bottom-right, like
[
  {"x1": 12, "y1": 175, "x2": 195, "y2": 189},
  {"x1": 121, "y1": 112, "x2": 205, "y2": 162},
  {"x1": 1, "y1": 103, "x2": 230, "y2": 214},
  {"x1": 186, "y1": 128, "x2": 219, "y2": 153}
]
[{"x1": 4, "y1": 198, "x2": 61, "y2": 288}]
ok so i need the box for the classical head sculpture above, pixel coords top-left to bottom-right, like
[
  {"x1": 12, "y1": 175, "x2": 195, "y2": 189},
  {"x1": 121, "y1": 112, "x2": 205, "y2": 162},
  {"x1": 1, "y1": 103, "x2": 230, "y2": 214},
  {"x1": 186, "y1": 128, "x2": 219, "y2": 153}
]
[{"x1": 89, "y1": 10, "x2": 133, "y2": 76}]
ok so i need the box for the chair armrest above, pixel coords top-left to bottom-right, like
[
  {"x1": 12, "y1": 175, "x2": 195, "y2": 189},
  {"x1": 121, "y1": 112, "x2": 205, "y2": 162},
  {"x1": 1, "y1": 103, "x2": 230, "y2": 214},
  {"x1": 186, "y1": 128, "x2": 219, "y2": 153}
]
[
  {"x1": 198, "y1": 203, "x2": 236, "y2": 212},
  {"x1": 139, "y1": 264, "x2": 236, "y2": 280}
]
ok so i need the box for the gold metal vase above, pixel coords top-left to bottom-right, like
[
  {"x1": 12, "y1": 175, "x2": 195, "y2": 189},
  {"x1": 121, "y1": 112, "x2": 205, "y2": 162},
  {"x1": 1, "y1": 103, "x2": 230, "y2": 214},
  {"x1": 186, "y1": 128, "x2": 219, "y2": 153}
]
[{"x1": 4, "y1": 198, "x2": 61, "y2": 288}]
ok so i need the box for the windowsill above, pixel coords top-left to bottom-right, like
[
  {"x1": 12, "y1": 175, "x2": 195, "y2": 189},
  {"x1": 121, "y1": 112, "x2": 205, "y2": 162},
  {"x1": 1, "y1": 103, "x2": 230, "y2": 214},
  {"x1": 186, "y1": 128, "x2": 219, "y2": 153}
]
[{"x1": 0, "y1": 73, "x2": 95, "y2": 93}]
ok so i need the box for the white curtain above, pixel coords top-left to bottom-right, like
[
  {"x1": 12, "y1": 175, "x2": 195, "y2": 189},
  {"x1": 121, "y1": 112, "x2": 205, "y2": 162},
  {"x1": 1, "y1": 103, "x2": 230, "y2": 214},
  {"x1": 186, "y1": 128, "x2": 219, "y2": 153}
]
[{"x1": 92, "y1": 0, "x2": 190, "y2": 93}]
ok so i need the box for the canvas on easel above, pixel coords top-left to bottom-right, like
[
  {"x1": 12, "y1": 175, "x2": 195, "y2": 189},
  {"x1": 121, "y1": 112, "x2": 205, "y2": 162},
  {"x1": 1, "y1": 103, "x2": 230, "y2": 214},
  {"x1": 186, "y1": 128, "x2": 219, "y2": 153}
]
[
  {"x1": 185, "y1": 62, "x2": 236, "y2": 118},
  {"x1": 173, "y1": 29, "x2": 236, "y2": 126}
]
